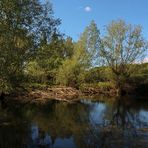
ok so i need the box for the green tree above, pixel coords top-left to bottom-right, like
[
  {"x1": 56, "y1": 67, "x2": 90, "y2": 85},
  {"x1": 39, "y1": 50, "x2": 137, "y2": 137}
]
[
  {"x1": 100, "y1": 20, "x2": 148, "y2": 95},
  {"x1": 0, "y1": 0, "x2": 59, "y2": 92},
  {"x1": 79, "y1": 20, "x2": 101, "y2": 66},
  {"x1": 25, "y1": 61, "x2": 46, "y2": 83},
  {"x1": 34, "y1": 33, "x2": 74, "y2": 84},
  {"x1": 56, "y1": 21, "x2": 101, "y2": 87},
  {"x1": 56, "y1": 42, "x2": 87, "y2": 88}
]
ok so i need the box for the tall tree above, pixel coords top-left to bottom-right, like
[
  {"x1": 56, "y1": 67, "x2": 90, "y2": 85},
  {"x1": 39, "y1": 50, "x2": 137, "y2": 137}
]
[
  {"x1": 100, "y1": 20, "x2": 148, "y2": 95},
  {"x1": 79, "y1": 20, "x2": 101, "y2": 66},
  {"x1": 27, "y1": 34, "x2": 75, "y2": 84},
  {"x1": 0, "y1": 0, "x2": 60, "y2": 92},
  {"x1": 56, "y1": 21, "x2": 101, "y2": 87}
]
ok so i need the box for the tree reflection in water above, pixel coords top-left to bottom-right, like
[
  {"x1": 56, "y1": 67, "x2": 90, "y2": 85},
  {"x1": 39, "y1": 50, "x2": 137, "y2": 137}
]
[
  {"x1": 110, "y1": 97, "x2": 148, "y2": 129},
  {"x1": 0, "y1": 98, "x2": 148, "y2": 148},
  {"x1": 94, "y1": 97, "x2": 148, "y2": 148}
]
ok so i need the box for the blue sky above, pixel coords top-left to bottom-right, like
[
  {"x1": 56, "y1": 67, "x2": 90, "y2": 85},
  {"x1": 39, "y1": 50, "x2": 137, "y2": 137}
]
[{"x1": 50, "y1": 0, "x2": 148, "y2": 41}]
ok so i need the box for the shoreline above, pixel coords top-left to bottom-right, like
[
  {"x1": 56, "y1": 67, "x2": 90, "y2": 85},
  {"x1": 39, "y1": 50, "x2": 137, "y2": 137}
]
[
  {"x1": 5, "y1": 86, "x2": 116, "y2": 104},
  {"x1": 4, "y1": 86, "x2": 147, "y2": 105}
]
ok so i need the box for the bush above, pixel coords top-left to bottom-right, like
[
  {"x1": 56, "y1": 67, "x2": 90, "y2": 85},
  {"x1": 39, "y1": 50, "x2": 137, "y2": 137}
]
[
  {"x1": 83, "y1": 67, "x2": 113, "y2": 84},
  {"x1": 80, "y1": 82, "x2": 116, "y2": 91}
]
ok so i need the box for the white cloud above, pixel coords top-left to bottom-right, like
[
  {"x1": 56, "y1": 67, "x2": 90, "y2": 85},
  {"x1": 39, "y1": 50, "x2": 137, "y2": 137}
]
[
  {"x1": 84, "y1": 6, "x2": 92, "y2": 12},
  {"x1": 143, "y1": 57, "x2": 148, "y2": 63}
]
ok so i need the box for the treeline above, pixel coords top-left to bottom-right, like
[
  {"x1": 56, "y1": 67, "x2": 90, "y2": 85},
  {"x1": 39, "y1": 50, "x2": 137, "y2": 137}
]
[{"x1": 0, "y1": 0, "x2": 148, "y2": 95}]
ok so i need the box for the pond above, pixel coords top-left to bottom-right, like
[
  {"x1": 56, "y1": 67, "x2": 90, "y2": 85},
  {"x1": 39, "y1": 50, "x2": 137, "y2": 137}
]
[{"x1": 0, "y1": 97, "x2": 148, "y2": 148}]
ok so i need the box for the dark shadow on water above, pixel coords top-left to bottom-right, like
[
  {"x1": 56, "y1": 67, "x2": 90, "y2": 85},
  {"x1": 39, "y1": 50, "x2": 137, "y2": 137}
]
[{"x1": 0, "y1": 96, "x2": 148, "y2": 148}]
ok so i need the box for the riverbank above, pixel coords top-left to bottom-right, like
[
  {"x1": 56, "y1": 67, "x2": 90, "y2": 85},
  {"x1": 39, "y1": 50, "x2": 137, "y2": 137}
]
[
  {"x1": 80, "y1": 82, "x2": 118, "y2": 96},
  {"x1": 6, "y1": 86, "x2": 81, "y2": 104},
  {"x1": 6, "y1": 82, "x2": 119, "y2": 104},
  {"x1": 4, "y1": 82, "x2": 147, "y2": 105}
]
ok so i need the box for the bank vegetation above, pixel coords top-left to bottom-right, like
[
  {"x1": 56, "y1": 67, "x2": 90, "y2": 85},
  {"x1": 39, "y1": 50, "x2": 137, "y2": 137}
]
[{"x1": 0, "y1": 0, "x2": 148, "y2": 101}]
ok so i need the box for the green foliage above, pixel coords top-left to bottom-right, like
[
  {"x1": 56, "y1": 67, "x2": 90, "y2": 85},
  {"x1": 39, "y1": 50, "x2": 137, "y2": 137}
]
[
  {"x1": 56, "y1": 21, "x2": 101, "y2": 88},
  {"x1": 129, "y1": 63, "x2": 148, "y2": 95},
  {"x1": 130, "y1": 63, "x2": 148, "y2": 84},
  {"x1": 100, "y1": 20, "x2": 148, "y2": 93},
  {"x1": 79, "y1": 20, "x2": 101, "y2": 66},
  {"x1": 83, "y1": 67, "x2": 113, "y2": 84},
  {"x1": 56, "y1": 43, "x2": 87, "y2": 88},
  {"x1": 0, "y1": 1, "x2": 147, "y2": 98},
  {"x1": 80, "y1": 82, "x2": 116, "y2": 93},
  {"x1": 0, "y1": 77, "x2": 12, "y2": 93},
  {"x1": 25, "y1": 83, "x2": 49, "y2": 90},
  {"x1": 0, "y1": 0, "x2": 60, "y2": 92},
  {"x1": 25, "y1": 61, "x2": 46, "y2": 83},
  {"x1": 33, "y1": 34, "x2": 75, "y2": 84}
]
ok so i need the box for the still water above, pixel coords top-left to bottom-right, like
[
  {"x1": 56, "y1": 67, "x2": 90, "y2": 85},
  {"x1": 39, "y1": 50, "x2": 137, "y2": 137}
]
[{"x1": 0, "y1": 97, "x2": 148, "y2": 148}]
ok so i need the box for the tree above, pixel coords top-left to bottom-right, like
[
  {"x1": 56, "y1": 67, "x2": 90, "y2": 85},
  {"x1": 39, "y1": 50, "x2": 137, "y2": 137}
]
[
  {"x1": 100, "y1": 20, "x2": 148, "y2": 95},
  {"x1": 56, "y1": 42, "x2": 86, "y2": 88},
  {"x1": 56, "y1": 21, "x2": 101, "y2": 87},
  {"x1": 34, "y1": 33, "x2": 74, "y2": 84},
  {"x1": 25, "y1": 61, "x2": 46, "y2": 83},
  {"x1": 0, "y1": 0, "x2": 60, "y2": 92},
  {"x1": 79, "y1": 20, "x2": 101, "y2": 66}
]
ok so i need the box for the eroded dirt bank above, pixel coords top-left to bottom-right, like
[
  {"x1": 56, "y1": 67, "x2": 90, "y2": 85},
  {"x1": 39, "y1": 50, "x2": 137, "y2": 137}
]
[{"x1": 6, "y1": 87, "x2": 81, "y2": 104}]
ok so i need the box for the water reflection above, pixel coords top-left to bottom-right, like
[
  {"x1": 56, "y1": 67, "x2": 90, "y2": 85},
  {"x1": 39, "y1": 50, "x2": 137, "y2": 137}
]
[
  {"x1": 0, "y1": 98, "x2": 148, "y2": 148},
  {"x1": 31, "y1": 123, "x2": 75, "y2": 148},
  {"x1": 110, "y1": 98, "x2": 148, "y2": 129}
]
